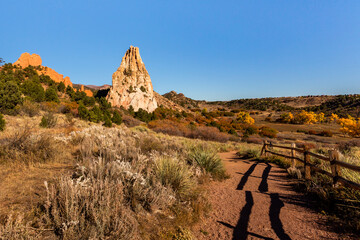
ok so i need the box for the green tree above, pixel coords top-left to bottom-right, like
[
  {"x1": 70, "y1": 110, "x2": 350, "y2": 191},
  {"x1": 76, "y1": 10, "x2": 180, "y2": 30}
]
[
  {"x1": 103, "y1": 114, "x2": 112, "y2": 127},
  {"x1": 57, "y1": 82, "x2": 66, "y2": 92},
  {"x1": 98, "y1": 97, "x2": 111, "y2": 111},
  {"x1": 0, "y1": 114, "x2": 5, "y2": 131},
  {"x1": 128, "y1": 105, "x2": 135, "y2": 116},
  {"x1": 83, "y1": 96, "x2": 95, "y2": 107},
  {"x1": 0, "y1": 80, "x2": 23, "y2": 112},
  {"x1": 112, "y1": 110, "x2": 122, "y2": 125},
  {"x1": 134, "y1": 108, "x2": 153, "y2": 123},
  {"x1": 21, "y1": 79, "x2": 45, "y2": 102},
  {"x1": 66, "y1": 85, "x2": 75, "y2": 97},
  {"x1": 78, "y1": 103, "x2": 90, "y2": 120},
  {"x1": 89, "y1": 105, "x2": 103, "y2": 123},
  {"x1": 45, "y1": 87, "x2": 59, "y2": 102}
]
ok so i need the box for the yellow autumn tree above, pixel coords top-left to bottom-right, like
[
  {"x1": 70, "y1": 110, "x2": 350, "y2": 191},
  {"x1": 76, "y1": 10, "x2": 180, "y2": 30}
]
[
  {"x1": 279, "y1": 112, "x2": 294, "y2": 123},
  {"x1": 237, "y1": 111, "x2": 255, "y2": 125},
  {"x1": 329, "y1": 113, "x2": 339, "y2": 123},
  {"x1": 294, "y1": 110, "x2": 317, "y2": 124},
  {"x1": 316, "y1": 112, "x2": 326, "y2": 123},
  {"x1": 337, "y1": 117, "x2": 360, "y2": 137}
]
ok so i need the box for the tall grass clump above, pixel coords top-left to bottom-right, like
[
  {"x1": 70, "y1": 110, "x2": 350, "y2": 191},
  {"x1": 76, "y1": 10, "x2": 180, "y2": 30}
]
[
  {"x1": 155, "y1": 156, "x2": 195, "y2": 199},
  {"x1": 187, "y1": 148, "x2": 227, "y2": 180}
]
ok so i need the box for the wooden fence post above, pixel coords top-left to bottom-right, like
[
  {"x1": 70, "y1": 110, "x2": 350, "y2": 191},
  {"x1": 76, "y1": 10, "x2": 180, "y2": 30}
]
[
  {"x1": 291, "y1": 143, "x2": 296, "y2": 168},
  {"x1": 264, "y1": 141, "x2": 268, "y2": 157},
  {"x1": 260, "y1": 141, "x2": 268, "y2": 157},
  {"x1": 329, "y1": 150, "x2": 341, "y2": 186},
  {"x1": 303, "y1": 147, "x2": 311, "y2": 180}
]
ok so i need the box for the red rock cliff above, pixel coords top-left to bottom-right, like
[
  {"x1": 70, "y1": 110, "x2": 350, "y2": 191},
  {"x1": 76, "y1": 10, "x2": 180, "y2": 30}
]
[{"x1": 13, "y1": 52, "x2": 73, "y2": 87}]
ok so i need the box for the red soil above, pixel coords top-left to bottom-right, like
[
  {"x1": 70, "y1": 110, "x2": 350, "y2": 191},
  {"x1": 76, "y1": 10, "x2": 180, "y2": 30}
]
[{"x1": 193, "y1": 151, "x2": 353, "y2": 240}]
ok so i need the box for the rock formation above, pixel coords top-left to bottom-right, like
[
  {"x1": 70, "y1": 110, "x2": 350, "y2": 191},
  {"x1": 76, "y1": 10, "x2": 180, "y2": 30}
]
[
  {"x1": 13, "y1": 53, "x2": 73, "y2": 87},
  {"x1": 107, "y1": 46, "x2": 157, "y2": 112},
  {"x1": 79, "y1": 84, "x2": 93, "y2": 97},
  {"x1": 14, "y1": 53, "x2": 42, "y2": 67}
]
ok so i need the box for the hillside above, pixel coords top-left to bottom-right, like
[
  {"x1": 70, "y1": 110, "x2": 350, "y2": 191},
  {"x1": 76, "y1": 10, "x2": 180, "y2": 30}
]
[{"x1": 161, "y1": 91, "x2": 360, "y2": 117}]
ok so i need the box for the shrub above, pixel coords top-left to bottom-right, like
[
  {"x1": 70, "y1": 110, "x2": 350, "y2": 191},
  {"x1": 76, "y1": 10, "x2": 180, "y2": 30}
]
[
  {"x1": 0, "y1": 80, "x2": 23, "y2": 112},
  {"x1": 277, "y1": 112, "x2": 294, "y2": 123},
  {"x1": 237, "y1": 149, "x2": 259, "y2": 159},
  {"x1": 103, "y1": 114, "x2": 112, "y2": 128},
  {"x1": 187, "y1": 149, "x2": 227, "y2": 180},
  {"x1": 134, "y1": 108, "x2": 153, "y2": 123},
  {"x1": 57, "y1": 82, "x2": 65, "y2": 92},
  {"x1": 0, "y1": 114, "x2": 5, "y2": 131},
  {"x1": 45, "y1": 87, "x2": 59, "y2": 103},
  {"x1": 318, "y1": 130, "x2": 333, "y2": 137},
  {"x1": 258, "y1": 126, "x2": 278, "y2": 138},
  {"x1": 89, "y1": 106, "x2": 103, "y2": 123},
  {"x1": 148, "y1": 120, "x2": 230, "y2": 142},
  {"x1": 237, "y1": 111, "x2": 255, "y2": 124},
  {"x1": 83, "y1": 96, "x2": 95, "y2": 107},
  {"x1": 242, "y1": 125, "x2": 258, "y2": 138},
  {"x1": 21, "y1": 79, "x2": 45, "y2": 102},
  {"x1": 293, "y1": 110, "x2": 317, "y2": 124},
  {"x1": 122, "y1": 115, "x2": 141, "y2": 127},
  {"x1": 19, "y1": 99, "x2": 40, "y2": 117},
  {"x1": 44, "y1": 173, "x2": 138, "y2": 239},
  {"x1": 66, "y1": 85, "x2": 75, "y2": 96},
  {"x1": 112, "y1": 110, "x2": 122, "y2": 125},
  {"x1": 338, "y1": 140, "x2": 360, "y2": 153},
  {"x1": 78, "y1": 103, "x2": 90, "y2": 120},
  {"x1": 337, "y1": 117, "x2": 360, "y2": 137},
  {"x1": 39, "y1": 113, "x2": 57, "y2": 128}
]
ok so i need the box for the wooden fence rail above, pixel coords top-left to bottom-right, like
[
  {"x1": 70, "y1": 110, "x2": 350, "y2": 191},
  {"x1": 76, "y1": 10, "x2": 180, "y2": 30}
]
[{"x1": 260, "y1": 141, "x2": 360, "y2": 191}]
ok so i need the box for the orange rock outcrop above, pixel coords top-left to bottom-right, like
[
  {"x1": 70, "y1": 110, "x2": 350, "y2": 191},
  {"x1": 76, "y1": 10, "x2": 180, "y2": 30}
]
[
  {"x1": 13, "y1": 52, "x2": 73, "y2": 87},
  {"x1": 14, "y1": 53, "x2": 42, "y2": 67},
  {"x1": 78, "y1": 85, "x2": 93, "y2": 97}
]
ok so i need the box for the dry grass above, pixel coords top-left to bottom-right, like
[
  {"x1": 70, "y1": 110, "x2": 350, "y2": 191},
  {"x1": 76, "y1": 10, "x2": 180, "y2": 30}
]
[{"x1": 0, "y1": 117, "x2": 236, "y2": 239}]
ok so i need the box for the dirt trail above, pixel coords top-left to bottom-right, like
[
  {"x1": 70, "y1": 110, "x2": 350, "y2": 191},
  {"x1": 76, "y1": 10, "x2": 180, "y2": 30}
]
[{"x1": 193, "y1": 151, "x2": 351, "y2": 240}]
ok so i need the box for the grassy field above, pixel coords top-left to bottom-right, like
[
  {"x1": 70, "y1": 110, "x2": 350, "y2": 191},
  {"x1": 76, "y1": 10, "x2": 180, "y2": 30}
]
[
  {"x1": 0, "y1": 114, "x2": 254, "y2": 239},
  {"x1": 1, "y1": 110, "x2": 360, "y2": 238}
]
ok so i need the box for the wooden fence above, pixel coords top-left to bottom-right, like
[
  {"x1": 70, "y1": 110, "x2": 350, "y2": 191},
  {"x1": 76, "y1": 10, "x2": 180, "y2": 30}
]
[{"x1": 260, "y1": 141, "x2": 360, "y2": 191}]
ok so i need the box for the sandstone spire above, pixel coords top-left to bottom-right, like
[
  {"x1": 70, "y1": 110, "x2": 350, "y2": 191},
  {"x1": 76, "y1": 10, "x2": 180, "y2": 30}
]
[{"x1": 107, "y1": 46, "x2": 157, "y2": 112}]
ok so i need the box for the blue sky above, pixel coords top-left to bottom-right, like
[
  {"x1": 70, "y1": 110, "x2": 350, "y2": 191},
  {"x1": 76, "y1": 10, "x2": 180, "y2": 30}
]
[{"x1": 1, "y1": 0, "x2": 360, "y2": 101}]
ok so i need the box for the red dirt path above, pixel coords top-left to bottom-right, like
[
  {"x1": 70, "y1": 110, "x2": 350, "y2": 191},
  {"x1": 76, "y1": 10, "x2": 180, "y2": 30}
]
[{"x1": 193, "y1": 151, "x2": 353, "y2": 240}]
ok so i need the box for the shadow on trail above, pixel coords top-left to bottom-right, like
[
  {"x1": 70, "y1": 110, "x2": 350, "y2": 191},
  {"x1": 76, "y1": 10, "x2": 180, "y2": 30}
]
[
  {"x1": 236, "y1": 163, "x2": 258, "y2": 190},
  {"x1": 218, "y1": 191, "x2": 274, "y2": 240},
  {"x1": 258, "y1": 163, "x2": 272, "y2": 193},
  {"x1": 234, "y1": 191, "x2": 253, "y2": 239},
  {"x1": 270, "y1": 193, "x2": 292, "y2": 240}
]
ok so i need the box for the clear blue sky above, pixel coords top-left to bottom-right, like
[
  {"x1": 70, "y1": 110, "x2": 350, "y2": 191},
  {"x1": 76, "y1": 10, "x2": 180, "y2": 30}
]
[{"x1": 1, "y1": 0, "x2": 360, "y2": 101}]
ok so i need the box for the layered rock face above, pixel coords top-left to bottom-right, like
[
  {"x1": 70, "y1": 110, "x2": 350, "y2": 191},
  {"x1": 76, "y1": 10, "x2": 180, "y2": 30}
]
[
  {"x1": 14, "y1": 53, "x2": 73, "y2": 87},
  {"x1": 107, "y1": 46, "x2": 157, "y2": 112}
]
